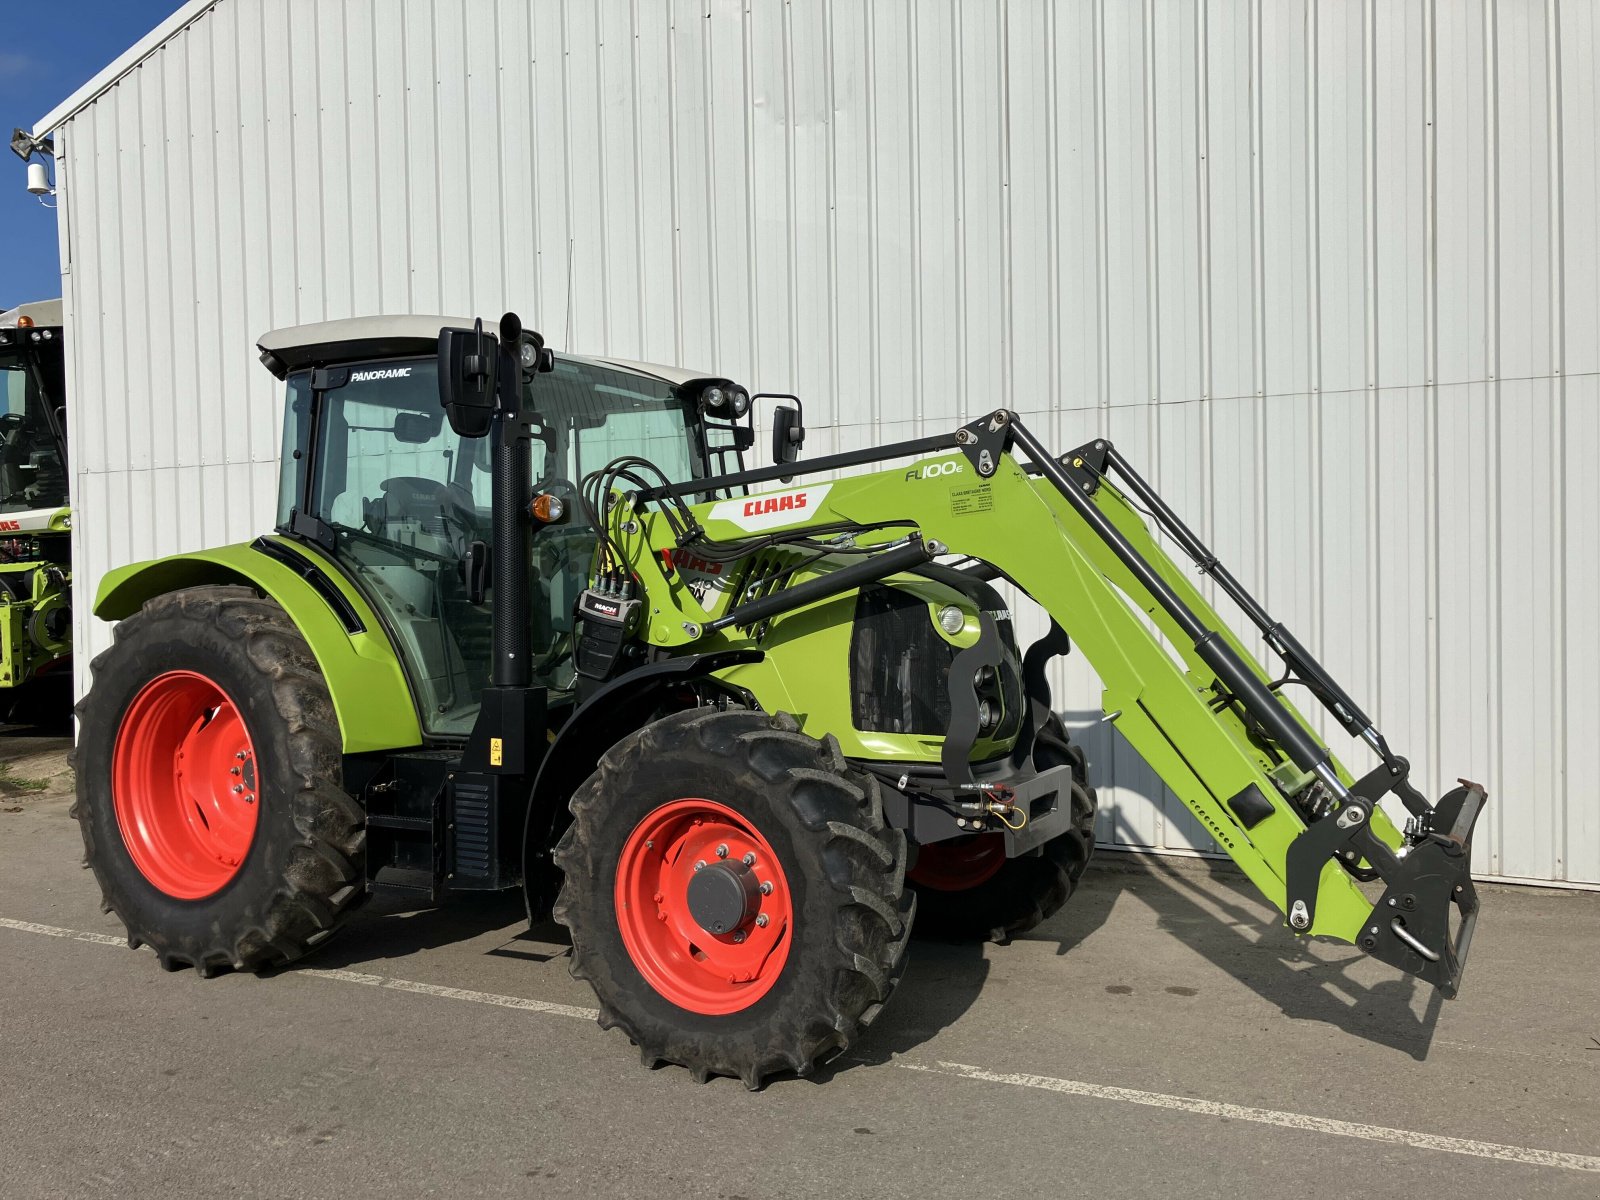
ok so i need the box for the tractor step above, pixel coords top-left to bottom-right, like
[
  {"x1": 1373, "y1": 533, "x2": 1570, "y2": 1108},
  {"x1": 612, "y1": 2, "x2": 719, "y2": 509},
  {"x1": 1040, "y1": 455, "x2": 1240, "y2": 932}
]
[
  {"x1": 351, "y1": 751, "x2": 452, "y2": 901},
  {"x1": 349, "y1": 752, "x2": 527, "y2": 900}
]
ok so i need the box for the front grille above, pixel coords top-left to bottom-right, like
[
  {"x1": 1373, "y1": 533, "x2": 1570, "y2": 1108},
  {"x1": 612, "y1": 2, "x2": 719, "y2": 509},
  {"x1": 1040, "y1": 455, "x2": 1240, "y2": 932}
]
[{"x1": 849, "y1": 585, "x2": 957, "y2": 735}]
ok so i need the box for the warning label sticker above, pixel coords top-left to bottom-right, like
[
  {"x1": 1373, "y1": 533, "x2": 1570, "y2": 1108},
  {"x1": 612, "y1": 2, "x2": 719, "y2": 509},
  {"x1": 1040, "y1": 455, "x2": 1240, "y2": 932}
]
[{"x1": 951, "y1": 484, "x2": 994, "y2": 517}]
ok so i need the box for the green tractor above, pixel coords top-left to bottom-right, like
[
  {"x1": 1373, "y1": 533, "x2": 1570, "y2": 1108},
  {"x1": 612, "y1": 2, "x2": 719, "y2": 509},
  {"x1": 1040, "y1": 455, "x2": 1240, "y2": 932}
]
[
  {"x1": 0, "y1": 299, "x2": 72, "y2": 722},
  {"x1": 76, "y1": 312, "x2": 1484, "y2": 1087}
]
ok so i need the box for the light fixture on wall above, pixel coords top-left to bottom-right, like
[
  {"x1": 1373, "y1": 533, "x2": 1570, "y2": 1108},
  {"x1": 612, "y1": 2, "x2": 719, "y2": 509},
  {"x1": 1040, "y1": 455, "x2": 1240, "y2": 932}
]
[{"x1": 10, "y1": 127, "x2": 56, "y2": 207}]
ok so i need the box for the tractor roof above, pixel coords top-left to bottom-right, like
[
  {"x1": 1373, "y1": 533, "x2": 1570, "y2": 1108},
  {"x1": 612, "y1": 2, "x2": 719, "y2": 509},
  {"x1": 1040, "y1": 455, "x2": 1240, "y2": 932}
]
[
  {"x1": 256, "y1": 314, "x2": 711, "y2": 389},
  {"x1": 0, "y1": 298, "x2": 64, "y2": 329}
]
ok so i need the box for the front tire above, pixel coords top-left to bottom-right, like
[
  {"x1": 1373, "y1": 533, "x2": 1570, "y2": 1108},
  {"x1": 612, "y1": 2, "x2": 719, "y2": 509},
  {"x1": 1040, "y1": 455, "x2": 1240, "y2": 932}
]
[
  {"x1": 73, "y1": 586, "x2": 365, "y2": 974},
  {"x1": 908, "y1": 715, "x2": 1097, "y2": 942},
  {"x1": 553, "y1": 707, "x2": 913, "y2": 1088}
]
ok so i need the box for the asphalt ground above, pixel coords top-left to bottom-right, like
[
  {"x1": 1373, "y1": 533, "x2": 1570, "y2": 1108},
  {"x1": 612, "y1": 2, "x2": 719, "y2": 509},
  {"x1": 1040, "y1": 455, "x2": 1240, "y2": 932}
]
[{"x1": 2, "y1": 730, "x2": 1598, "y2": 1199}]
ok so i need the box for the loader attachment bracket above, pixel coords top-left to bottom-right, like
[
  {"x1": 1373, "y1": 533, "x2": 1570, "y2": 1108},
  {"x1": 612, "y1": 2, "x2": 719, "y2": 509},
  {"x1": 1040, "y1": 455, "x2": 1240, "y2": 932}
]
[
  {"x1": 1359, "y1": 783, "x2": 1485, "y2": 1000},
  {"x1": 1061, "y1": 439, "x2": 1111, "y2": 497},
  {"x1": 954, "y1": 412, "x2": 1014, "y2": 479}
]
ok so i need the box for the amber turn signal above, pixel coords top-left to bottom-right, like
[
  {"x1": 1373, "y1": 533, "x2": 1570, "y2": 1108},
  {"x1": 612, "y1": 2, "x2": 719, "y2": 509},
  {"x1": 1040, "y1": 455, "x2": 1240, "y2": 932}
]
[{"x1": 530, "y1": 492, "x2": 567, "y2": 524}]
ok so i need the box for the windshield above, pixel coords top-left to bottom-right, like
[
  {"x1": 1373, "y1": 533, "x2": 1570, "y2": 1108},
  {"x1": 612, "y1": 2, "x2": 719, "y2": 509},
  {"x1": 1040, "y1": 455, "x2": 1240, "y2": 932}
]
[
  {"x1": 280, "y1": 353, "x2": 703, "y2": 736},
  {"x1": 0, "y1": 345, "x2": 68, "y2": 515}
]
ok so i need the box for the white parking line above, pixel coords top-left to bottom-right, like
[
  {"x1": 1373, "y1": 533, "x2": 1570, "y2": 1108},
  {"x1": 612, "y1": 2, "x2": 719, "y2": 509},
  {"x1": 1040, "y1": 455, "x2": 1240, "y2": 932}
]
[
  {"x1": 0, "y1": 915, "x2": 128, "y2": 947},
  {"x1": 297, "y1": 965, "x2": 600, "y2": 1021},
  {"x1": 900, "y1": 1061, "x2": 1600, "y2": 1173},
  {"x1": 6, "y1": 912, "x2": 1599, "y2": 1174}
]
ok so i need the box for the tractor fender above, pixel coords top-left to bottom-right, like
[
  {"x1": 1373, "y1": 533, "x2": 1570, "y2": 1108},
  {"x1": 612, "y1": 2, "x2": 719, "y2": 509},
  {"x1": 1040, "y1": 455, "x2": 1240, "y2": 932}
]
[
  {"x1": 521, "y1": 648, "x2": 763, "y2": 922},
  {"x1": 93, "y1": 537, "x2": 424, "y2": 755}
]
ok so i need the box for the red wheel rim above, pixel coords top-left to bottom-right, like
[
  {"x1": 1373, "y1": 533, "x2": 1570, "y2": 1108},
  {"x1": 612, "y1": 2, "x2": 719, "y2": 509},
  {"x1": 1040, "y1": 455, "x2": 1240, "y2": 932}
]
[
  {"x1": 907, "y1": 835, "x2": 1007, "y2": 892},
  {"x1": 111, "y1": 670, "x2": 260, "y2": 900},
  {"x1": 614, "y1": 798, "x2": 793, "y2": 1015}
]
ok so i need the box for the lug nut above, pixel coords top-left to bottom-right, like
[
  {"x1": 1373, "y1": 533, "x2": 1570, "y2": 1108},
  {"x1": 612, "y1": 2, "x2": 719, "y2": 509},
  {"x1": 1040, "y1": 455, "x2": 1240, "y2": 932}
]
[
  {"x1": 742, "y1": 852, "x2": 756, "y2": 866},
  {"x1": 716, "y1": 844, "x2": 729, "y2": 859},
  {"x1": 230, "y1": 767, "x2": 240, "y2": 776},
  {"x1": 755, "y1": 914, "x2": 769, "y2": 928},
  {"x1": 731, "y1": 931, "x2": 746, "y2": 944},
  {"x1": 235, "y1": 752, "x2": 246, "y2": 761},
  {"x1": 760, "y1": 881, "x2": 773, "y2": 895},
  {"x1": 694, "y1": 860, "x2": 706, "y2": 872},
  {"x1": 232, "y1": 785, "x2": 243, "y2": 794}
]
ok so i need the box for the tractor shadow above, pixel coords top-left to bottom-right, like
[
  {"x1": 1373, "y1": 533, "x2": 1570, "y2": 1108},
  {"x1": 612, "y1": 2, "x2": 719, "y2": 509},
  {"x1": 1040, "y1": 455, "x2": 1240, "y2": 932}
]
[
  {"x1": 819, "y1": 869, "x2": 1119, "y2": 1081},
  {"x1": 1099, "y1": 841, "x2": 1444, "y2": 1059},
  {"x1": 1064, "y1": 707, "x2": 1445, "y2": 1060},
  {"x1": 296, "y1": 714, "x2": 1442, "y2": 1067},
  {"x1": 299, "y1": 891, "x2": 547, "y2": 970}
]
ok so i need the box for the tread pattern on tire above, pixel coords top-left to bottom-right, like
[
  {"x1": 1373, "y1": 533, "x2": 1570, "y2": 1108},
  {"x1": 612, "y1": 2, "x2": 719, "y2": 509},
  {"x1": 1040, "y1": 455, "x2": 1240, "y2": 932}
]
[
  {"x1": 553, "y1": 706, "x2": 914, "y2": 1089},
  {"x1": 72, "y1": 585, "x2": 365, "y2": 974}
]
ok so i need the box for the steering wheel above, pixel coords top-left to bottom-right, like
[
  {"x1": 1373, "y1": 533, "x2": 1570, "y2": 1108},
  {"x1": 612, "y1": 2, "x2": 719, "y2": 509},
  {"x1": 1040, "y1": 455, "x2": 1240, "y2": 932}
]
[{"x1": 367, "y1": 476, "x2": 481, "y2": 555}]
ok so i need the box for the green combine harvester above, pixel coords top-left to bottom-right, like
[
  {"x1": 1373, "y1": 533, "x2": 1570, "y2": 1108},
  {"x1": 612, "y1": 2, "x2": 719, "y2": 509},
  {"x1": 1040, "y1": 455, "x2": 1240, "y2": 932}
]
[
  {"x1": 0, "y1": 298, "x2": 71, "y2": 722},
  {"x1": 75, "y1": 311, "x2": 1483, "y2": 1087}
]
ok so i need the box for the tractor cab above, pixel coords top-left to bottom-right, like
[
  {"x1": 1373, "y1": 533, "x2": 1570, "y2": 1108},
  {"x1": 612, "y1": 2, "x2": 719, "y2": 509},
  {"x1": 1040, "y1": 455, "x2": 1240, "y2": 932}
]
[
  {"x1": 257, "y1": 316, "x2": 758, "y2": 736},
  {"x1": 0, "y1": 300, "x2": 69, "y2": 526},
  {"x1": 0, "y1": 299, "x2": 71, "y2": 709}
]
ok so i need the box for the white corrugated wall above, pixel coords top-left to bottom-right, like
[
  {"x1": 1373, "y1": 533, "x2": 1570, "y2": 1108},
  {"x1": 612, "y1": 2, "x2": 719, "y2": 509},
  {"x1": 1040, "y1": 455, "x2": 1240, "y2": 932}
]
[{"x1": 45, "y1": 0, "x2": 1600, "y2": 885}]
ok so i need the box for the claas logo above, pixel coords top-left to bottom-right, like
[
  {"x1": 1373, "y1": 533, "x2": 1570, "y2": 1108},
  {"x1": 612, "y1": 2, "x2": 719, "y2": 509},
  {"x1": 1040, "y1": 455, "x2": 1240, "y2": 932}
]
[
  {"x1": 661, "y1": 549, "x2": 724, "y2": 577},
  {"x1": 742, "y1": 492, "x2": 808, "y2": 518},
  {"x1": 0, "y1": 520, "x2": 19, "y2": 532}
]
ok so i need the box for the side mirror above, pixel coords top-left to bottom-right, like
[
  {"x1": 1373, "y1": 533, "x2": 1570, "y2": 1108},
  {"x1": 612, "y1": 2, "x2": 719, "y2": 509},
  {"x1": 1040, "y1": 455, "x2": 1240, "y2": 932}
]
[
  {"x1": 393, "y1": 410, "x2": 443, "y2": 444},
  {"x1": 437, "y1": 320, "x2": 499, "y2": 437},
  {"x1": 771, "y1": 403, "x2": 805, "y2": 465}
]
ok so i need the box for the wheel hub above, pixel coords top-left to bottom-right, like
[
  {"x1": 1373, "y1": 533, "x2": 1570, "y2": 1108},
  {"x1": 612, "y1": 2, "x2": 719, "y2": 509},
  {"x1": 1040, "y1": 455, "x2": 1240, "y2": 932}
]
[
  {"x1": 614, "y1": 798, "x2": 793, "y2": 1015},
  {"x1": 685, "y1": 859, "x2": 761, "y2": 936},
  {"x1": 111, "y1": 670, "x2": 260, "y2": 900}
]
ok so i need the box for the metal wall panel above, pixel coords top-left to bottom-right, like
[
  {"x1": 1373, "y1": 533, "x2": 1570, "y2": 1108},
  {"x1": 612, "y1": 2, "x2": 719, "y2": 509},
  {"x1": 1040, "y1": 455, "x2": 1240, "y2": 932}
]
[{"x1": 47, "y1": 0, "x2": 1599, "y2": 884}]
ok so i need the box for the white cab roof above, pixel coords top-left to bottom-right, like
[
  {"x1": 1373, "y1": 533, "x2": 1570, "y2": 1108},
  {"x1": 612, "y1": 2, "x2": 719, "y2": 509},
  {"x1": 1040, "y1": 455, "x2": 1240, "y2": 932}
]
[
  {"x1": 0, "y1": 298, "x2": 64, "y2": 328},
  {"x1": 256, "y1": 315, "x2": 712, "y2": 386}
]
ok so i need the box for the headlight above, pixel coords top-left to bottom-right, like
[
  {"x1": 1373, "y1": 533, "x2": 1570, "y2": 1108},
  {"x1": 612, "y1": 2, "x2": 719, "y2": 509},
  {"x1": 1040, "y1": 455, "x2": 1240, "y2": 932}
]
[
  {"x1": 730, "y1": 388, "x2": 749, "y2": 417},
  {"x1": 977, "y1": 699, "x2": 999, "y2": 730},
  {"x1": 937, "y1": 605, "x2": 965, "y2": 634},
  {"x1": 703, "y1": 386, "x2": 726, "y2": 412}
]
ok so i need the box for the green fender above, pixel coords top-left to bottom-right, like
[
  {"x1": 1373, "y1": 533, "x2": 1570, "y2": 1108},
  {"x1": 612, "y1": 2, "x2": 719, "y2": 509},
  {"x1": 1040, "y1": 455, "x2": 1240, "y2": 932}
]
[{"x1": 94, "y1": 537, "x2": 423, "y2": 754}]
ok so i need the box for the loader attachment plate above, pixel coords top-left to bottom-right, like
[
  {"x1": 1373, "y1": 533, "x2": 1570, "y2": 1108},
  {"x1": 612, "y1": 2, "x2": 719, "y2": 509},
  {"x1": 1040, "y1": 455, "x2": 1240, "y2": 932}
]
[{"x1": 1358, "y1": 783, "x2": 1485, "y2": 998}]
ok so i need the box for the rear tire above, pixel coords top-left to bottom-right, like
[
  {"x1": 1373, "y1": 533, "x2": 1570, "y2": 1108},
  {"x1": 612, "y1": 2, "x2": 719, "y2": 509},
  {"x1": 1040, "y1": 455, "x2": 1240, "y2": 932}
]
[
  {"x1": 908, "y1": 715, "x2": 1097, "y2": 943},
  {"x1": 72, "y1": 585, "x2": 365, "y2": 975},
  {"x1": 553, "y1": 707, "x2": 913, "y2": 1088}
]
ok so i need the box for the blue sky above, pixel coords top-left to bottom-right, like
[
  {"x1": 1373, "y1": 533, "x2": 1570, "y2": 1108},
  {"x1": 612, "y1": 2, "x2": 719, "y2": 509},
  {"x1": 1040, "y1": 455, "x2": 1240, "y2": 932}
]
[{"x1": 2, "y1": 2, "x2": 187, "y2": 308}]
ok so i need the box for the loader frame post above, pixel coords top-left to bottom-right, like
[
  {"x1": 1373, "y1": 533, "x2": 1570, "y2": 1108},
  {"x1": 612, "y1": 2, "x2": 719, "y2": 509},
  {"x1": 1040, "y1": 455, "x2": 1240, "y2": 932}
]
[
  {"x1": 489, "y1": 313, "x2": 533, "y2": 690},
  {"x1": 456, "y1": 311, "x2": 547, "y2": 784}
]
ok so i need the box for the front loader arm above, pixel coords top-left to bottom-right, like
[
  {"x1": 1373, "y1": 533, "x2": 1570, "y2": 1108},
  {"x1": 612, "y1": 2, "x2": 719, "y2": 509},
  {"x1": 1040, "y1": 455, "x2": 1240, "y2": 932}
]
[{"x1": 608, "y1": 411, "x2": 1484, "y2": 997}]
